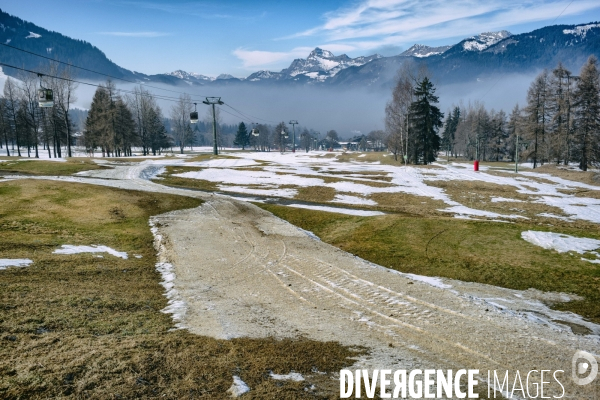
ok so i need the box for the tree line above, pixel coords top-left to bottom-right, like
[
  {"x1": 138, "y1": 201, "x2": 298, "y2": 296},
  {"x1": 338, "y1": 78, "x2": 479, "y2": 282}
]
[
  {"x1": 385, "y1": 56, "x2": 600, "y2": 170},
  {"x1": 233, "y1": 122, "x2": 340, "y2": 152},
  {"x1": 0, "y1": 65, "x2": 77, "y2": 158}
]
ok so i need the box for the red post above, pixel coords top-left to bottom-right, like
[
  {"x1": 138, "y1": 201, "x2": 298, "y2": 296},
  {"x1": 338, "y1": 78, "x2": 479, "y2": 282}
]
[{"x1": 474, "y1": 160, "x2": 479, "y2": 171}]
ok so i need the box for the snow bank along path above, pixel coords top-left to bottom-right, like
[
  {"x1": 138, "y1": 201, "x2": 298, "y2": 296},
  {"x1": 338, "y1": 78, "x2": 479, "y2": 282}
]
[{"x1": 4, "y1": 155, "x2": 600, "y2": 398}]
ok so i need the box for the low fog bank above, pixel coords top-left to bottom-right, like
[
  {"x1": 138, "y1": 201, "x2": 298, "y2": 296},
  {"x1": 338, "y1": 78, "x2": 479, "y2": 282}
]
[
  {"x1": 436, "y1": 73, "x2": 536, "y2": 114},
  {"x1": 67, "y1": 73, "x2": 538, "y2": 138}
]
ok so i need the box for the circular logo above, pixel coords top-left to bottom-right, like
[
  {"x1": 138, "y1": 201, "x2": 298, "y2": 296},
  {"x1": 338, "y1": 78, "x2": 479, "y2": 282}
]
[{"x1": 572, "y1": 350, "x2": 598, "y2": 386}]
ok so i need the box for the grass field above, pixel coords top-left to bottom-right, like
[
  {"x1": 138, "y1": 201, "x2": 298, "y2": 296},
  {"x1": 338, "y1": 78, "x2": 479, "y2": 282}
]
[
  {"x1": 0, "y1": 159, "x2": 109, "y2": 176},
  {"x1": 0, "y1": 180, "x2": 362, "y2": 399},
  {"x1": 256, "y1": 203, "x2": 600, "y2": 324}
]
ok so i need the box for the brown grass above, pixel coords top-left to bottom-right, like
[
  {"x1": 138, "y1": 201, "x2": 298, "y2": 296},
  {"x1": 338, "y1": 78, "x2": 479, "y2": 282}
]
[
  {"x1": 0, "y1": 159, "x2": 110, "y2": 176},
  {"x1": 153, "y1": 166, "x2": 219, "y2": 192},
  {"x1": 294, "y1": 186, "x2": 336, "y2": 202},
  {"x1": 367, "y1": 192, "x2": 448, "y2": 215},
  {"x1": 0, "y1": 180, "x2": 361, "y2": 399}
]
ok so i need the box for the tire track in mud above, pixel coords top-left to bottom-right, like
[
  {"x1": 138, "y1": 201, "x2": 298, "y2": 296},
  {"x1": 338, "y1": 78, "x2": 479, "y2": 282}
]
[{"x1": 270, "y1": 253, "x2": 503, "y2": 371}]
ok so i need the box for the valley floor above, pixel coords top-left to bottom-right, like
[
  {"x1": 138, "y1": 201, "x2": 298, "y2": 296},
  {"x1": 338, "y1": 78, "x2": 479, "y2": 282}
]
[{"x1": 1, "y1": 149, "x2": 600, "y2": 398}]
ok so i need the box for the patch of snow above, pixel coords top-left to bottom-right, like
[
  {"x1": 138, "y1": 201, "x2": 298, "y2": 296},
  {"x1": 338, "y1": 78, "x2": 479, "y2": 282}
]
[
  {"x1": 53, "y1": 245, "x2": 128, "y2": 259},
  {"x1": 563, "y1": 23, "x2": 600, "y2": 38},
  {"x1": 440, "y1": 205, "x2": 524, "y2": 220},
  {"x1": 331, "y1": 194, "x2": 377, "y2": 206},
  {"x1": 286, "y1": 203, "x2": 384, "y2": 216},
  {"x1": 582, "y1": 258, "x2": 600, "y2": 264},
  {"x1": 399, "y1": 273, "x2": 452, "y2": 289},
  {"x1": 25, "y1": 32, "x2": 41, "y2": 39},
  {"x1": 219, "y1": 186, "x2": 298, "y2": 198},
  {"x1": 270, "y1": 371, "x2": 304, "y2": 381},
  {"x1": 227, "y1": 376, "x2": 250, "y2": 397},
  {"x1": 5, "y1": 39, "x2": 10, "y2": 44},
  {"x1": 187, "y1": 158, "x2": 259, "y2": 168},
  {"x1": 491, "y1": 197, "x2": 522, "y2": 203},
  {"x1": 297, "y1": 227, "x2": 320, "y2": 241},
  {"x1": 150, "y1": 218, "x2": 188, "y2": 328},
  {"x1": 537, "y1": 213, "x2": 573, "y2": 221},
  {"x1": 521, "y1": 231, "x2": 600, "y2": 254},
  {"x1": 0, "y1": 259, "x2": 33, "y2": 270},
  {"x1": 462, "y1": 31, "x2": 511, "y2": 51}
]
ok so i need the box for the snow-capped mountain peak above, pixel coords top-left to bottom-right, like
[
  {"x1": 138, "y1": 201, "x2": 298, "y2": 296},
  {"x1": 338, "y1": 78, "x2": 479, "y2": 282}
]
[
  {"x1": 308, "y1": 47, "x2": 336, "y2": 60},
  {"x1": 281, "y1": 47, "x2": 382, "y2": 80},
  {"x1": 216, "y1": 73, "x2": 237, "y2": 80},
  {"x1": 166, "y1": 70, "x2": 214, "y2": 81},
  {"x1": 401, "y1": 44, "x2": 451, "y2": 58},
  {"x1": 462, "y1": 30, "x2": 512, "y2": 51}
]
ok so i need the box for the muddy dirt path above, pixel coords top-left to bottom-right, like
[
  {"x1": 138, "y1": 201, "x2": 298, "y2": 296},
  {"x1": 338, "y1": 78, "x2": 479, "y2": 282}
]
[{"x1": 151, "y1": 195, "x2": 599, "y2": 398}]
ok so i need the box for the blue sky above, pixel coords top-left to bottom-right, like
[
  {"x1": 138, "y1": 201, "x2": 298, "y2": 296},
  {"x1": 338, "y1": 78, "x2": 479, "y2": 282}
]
[{"x1": 2, "y1": 0, "x2": 600, "y2": 77}]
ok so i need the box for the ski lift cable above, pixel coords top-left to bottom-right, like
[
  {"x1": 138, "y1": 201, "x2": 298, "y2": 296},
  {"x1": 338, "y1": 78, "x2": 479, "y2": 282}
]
[
  {"x1": 0, "y1": 62, "x2": 202, "y2": 104},
  {"x1": 1, "y1": 62, "x2": 281, "y2": 126},
  {"x1": 222, "y1": 103, "x2": 278, "y2": 124},
  {"x1": 1, "y1": 43, "x2": 285, "y2": 125},
  {"x1": 0, "y1": 42, "x2": 210, "y2": 99},
  {"x1": 216, "y1": 105, "x2": 253, "y2": 122}
]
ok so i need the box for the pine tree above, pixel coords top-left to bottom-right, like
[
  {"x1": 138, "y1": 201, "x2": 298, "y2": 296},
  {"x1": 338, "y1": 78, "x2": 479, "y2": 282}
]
[
  {"x1": 573, "y1": 56, "x2": 600, "y2": 171},
  {"x1": 233, "y1": 122, "x2": 249, "y2": 149},
  {"x1": 409, "y1": 77, "x2": 443, "y2": 164},
  {"x1": 84, "y1": 86, "x2": 111, "y2": 156},
  {"x1": 524, "y1": 70, "x2": 550, "y2": 168}
]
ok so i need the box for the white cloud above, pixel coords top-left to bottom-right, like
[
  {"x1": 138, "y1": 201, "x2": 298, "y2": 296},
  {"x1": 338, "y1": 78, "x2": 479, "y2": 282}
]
[
  {"x1": 298, "y1": 0, "x2": 600, "y2": 43},
  {"x1": 97, "y1": 31, "x2": 171, "y2": 37},
  {"x1": 233, "y1": 47, "x2": 313, "y2": 68}
]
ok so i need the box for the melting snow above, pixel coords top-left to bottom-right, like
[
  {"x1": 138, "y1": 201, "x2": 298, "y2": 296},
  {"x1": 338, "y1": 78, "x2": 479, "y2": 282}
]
[
  {"x1": 399, "y1": 272, "x2": 452, "y2": 289},
  {"x1": 287, "y1": 203, "x2": 384, "y2": 216},
  {"x1": 150, "y1": 218, "x2": 187, "y2": 328},
  {"x1": 521, "y1": 231, "x2": 600, "y2": 254},
  {"x1": 0, "y1": 259, "x2": 33, "y2": 270},
  {"x1": 25, "y1": 32, "x2": 41, "y2": 39},
  {"x1": 227, "y1": 376, "x2": 250, "y2": 397},
  {"x1": 53, "y1": 245, "x2": 128, "y2": 259},
  {"x1": 270, "y1": 371, "x2": 305, "y2": 381},
  {"x1": 331, "y1": 194, "x2": 377, "y2": 206},
  {"x1": 491, "y1": 197, "x2": 522, "y2": 203}
]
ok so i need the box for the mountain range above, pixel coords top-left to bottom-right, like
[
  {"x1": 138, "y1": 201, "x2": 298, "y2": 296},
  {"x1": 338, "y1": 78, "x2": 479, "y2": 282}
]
[{"x1": 0, "y1": 8, "x2": 599, "y2": 91}]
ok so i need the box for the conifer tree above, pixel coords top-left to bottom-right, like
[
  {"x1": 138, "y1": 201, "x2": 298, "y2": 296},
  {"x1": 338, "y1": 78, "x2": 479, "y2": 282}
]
[
  {"x1": 409, "y1": 77, "x2": 442, "y2": 164},
  {"x1": 573, "y1": 56, "x2": 600, "y2": 171},
  {"x1": 234, "y1": 122, "x2": 249, "y2": 149}
]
